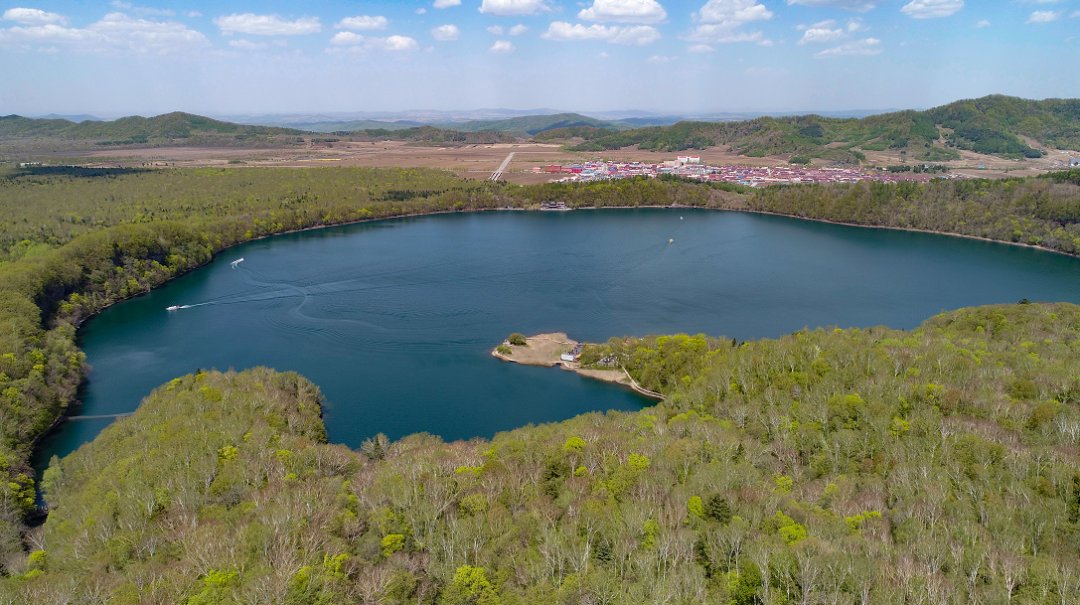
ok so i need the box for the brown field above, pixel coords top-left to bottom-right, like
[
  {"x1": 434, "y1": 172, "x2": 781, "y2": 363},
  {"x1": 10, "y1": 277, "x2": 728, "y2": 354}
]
[{"x1": 12, "y1": 137, "x2": 1078, "y2": 184}]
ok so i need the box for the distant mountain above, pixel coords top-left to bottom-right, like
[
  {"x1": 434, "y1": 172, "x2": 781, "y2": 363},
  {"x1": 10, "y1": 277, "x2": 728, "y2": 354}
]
[
  {"x1": 389, "y1": 108, "x2": 566, "y2": 123},
  {"x1": 925, "y1": 95, "x2": 1080, "y2": 155},
  {"x1": 33, "y1": 113, "x2": 102, "y2": 123},
  {"x1": 347, "y1": 125, "x2": 516, "y2": 145},
  {"x1": 0, "y1": 112, "x2": 303, "y2": 144},
  {"x1": 559, "y1": 95, "x2": 1080, "y2": 162},
  {"x1": 288, "y1": 120, "x2": 424, "y2": 133},
  {"x1": 610, "y1": 116, "x2": 686, "y2": 128},
  {"x1": 444, "y1": 113, "x2": 622, "y2": 135},
  {"x1": 5, "y1": 96, "x2": 1077, "y2": 161}
]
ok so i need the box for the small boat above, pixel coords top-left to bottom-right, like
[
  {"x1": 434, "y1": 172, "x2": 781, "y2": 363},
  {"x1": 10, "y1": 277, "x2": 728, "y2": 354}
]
[
  {"x1": 166, "y1": 305, "x2": 181, "y2": 311},
  {"x1": 230, "y1": 257, "x2": 245, "y2": 268},
  {"x1": 540, "y1": 201, "x2": 571, "y2": 211},
  {"x1": 668, "y1": 238, "x2": 674, "y2": 245}
]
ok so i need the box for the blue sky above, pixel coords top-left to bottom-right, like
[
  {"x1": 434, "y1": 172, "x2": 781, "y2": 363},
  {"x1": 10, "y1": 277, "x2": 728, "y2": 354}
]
[{"x1": 1, "y1": 0, "x2": 1078, "y2": 116}]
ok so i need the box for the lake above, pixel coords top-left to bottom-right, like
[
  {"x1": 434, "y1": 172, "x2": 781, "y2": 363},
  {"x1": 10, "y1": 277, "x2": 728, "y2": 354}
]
[{"x1": 35, "y1": 209, "x2": 1080, "y2": 465}]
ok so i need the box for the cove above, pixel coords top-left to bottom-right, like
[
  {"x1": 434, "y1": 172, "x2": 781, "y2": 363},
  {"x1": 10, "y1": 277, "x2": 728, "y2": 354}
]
[{"x1": 35, "y1": 208, "x2": 1080, "y2": 465}]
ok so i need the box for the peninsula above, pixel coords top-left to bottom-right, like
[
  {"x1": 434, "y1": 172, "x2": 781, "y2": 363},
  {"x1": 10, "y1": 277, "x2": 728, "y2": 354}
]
[{"x1": 492, "y1": 332, "x2": 662, "y2": 399}]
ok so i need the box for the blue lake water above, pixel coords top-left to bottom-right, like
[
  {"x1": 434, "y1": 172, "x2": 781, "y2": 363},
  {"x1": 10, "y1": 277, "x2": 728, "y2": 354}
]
[{"x1": 35, "y1": 209, "x2": 1080, "y2": 465}]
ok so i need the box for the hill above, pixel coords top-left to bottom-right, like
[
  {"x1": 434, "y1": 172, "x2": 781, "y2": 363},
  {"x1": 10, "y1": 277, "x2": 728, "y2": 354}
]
[
  {"x1": 8, "y1": 302, "x2": 1080, "y2": 603},
  {"x1": 0, "y1": 112, "x2": 304, "y2": 146},
  {"x1": 0, "y1": 167, "x2": 1077, "y2": 599},
  {"x1": 346, "y1": 125, "x2": 517, "y2": 144},
  {"x1": 446, "y1": 112, "x2": 621, "y2": 135},
  {"x1": 287, "y1": 119, "x2": 424, "y2": 133},
  {"x1": 559, "y1": 95, "x2": 1080, "y2": 162},
  {"x1": 5, "y1": 95, "x2": 1078, "y2": 160}
]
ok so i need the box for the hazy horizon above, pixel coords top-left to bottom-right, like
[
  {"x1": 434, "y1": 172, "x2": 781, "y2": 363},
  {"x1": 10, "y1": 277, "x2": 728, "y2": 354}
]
[
  {"x1": 23, "y1": 105, "x2": 909, "y2": 123},
  {"x1": 3, "y1": 0, "x2": 1079, "y2": 116}
]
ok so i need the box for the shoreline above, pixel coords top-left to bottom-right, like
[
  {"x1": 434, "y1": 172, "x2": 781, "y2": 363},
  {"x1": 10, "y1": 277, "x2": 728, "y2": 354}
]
[
  {"x1": 491, "y1": 333, "x2": 663, "y2": 401},
  {"x1": 732, "y1": 207, "x2": 1077, "y2": 259},
  {"x1": 548, "y1": 203, "x2": 1078, "y2": 259},
  {"x1": 32, "y1": 198, "x2": 1080, "y2": 471}
]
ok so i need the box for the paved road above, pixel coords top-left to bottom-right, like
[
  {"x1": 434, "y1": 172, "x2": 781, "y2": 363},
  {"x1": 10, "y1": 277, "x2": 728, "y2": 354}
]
[{"x1": 489, "y1": 152, "x2": 514, "y2": 181}]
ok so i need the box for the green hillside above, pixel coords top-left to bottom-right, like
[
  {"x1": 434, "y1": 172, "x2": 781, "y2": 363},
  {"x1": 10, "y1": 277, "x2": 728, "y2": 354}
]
[
  {"x1": 290, "y1": 119, "x2": 424, "y2": 133},
  {"x1": 4, "y1": 95, "x2": 1077, "y2": 159},
  {"x1": 0, "y1": 112, "x2": 303, "y2": 145},
  {"x1": 926, "y1": 95, "x2": 1080, "y2": 156},
  {"x1": 448, "y1": 112, "x2": 620, "y2": 135},
  {"x1": 0, "y1": 168, "x2": 1078, "y2": 601},
  {"x1": 7, "y1": 302, "x2": 1080, "y2": 603},
  {"x1": 561, "y1": 95, "x2": 1080, "y2": 161},
  {"x1": 347, "y1": 125, "x2": 516, "y2": 144}
]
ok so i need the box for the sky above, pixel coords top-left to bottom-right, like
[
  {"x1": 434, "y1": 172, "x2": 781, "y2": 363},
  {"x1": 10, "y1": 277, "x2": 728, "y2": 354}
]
[{"x1": 1, "y1": 0, "x2": 1079, "y2": 117}]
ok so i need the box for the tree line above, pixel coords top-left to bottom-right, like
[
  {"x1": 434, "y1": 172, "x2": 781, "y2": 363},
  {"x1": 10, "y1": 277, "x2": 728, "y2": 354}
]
[
  {"x1": 0, "y1": 165, "x2": 1076, "y2": 593},
  {"x1": 4, "y1": 303, "x2": 1079, "y2": 604}
]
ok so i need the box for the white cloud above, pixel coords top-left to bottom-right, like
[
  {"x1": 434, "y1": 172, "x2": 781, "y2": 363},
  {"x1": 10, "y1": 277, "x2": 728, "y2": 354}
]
[
  {"x1": 0, "y1": 23, "x2": 93, "y2": 47},
  {"x1": 646, "y1": 54, "x2": 676, "y2": 63},
  {"x1": 542, "y1": 21, "x2": 661, "y2": 45},
  {"x1": 689, "y1": 43, "x2": 715, "y2": 52},
  {"x1": 900, "y1": 0, "x2": 963, "y2": 19},
  {"x1": 431, "y1": 24, "x2": 460, "y2": 40},
  {"x1": 214, "y1": 13, "x2": 321, "y2": 36},
  {"x1": 1071, "y1": 10, "x2": 1080, "y2": 18},
  {"x1": 487, "y1": 25, "x2": 504, "y2": 34},
  {"x1": 786, "y1": 0, "x2": 876, "y2": 11},
  {"x1": 3, "y1": 7, "x2": 67, "y2": 25},
  {"x1": 1027, "y1": 10, "x2": 1060, "y2": 22},
  {"x1": 379, "y1": 35, "x2": 419, "y2": 51},
  {"x1": 0, "y1": 12, "x2": 210, "y2": 54},
  {"x1": 686, "y1": 0, "x2": 772, "y2": 45},
  {"x1": 975, "y1": 18, "x2": 989, "y2": 28},
  {"x1": 330, "y1": 31, "x2": 362, "y2": 45},
  {"x1": 798, "y1": 19, "x2": 844, "y2": 44},
  {"x1": 579, "y1": 0, "x2": 668, "y2": 24},
  {"x1": 816, "y1": 37, "x2": 881, "y2": 56},
  {"x1": 335, "y1": 16, "x2": 388, "y2": 31},
  {"x1": 509, "y1": 24, "x2": 529, "y2": 35},
  {"x1": 797, "y1": 18, "x2": 865, "y2": 44},
  {"x1": 698, "y1": 0, "x2": 773, "y2": 27},
  {"x1": 479, "y1": 0, "x2": 551, "y2": 16},
  {"x1": 489, "y1": 39, "x2": 515, "y2": 52},
  {"x1": 330, "y1": 32, "x2": 418, "y2": 51},
  {"x1": 416, "y1": 8, "x2": 428, "y2": 14},
  {"x1": 434, "y1": 0, "x2": 462, "y2": 7}
]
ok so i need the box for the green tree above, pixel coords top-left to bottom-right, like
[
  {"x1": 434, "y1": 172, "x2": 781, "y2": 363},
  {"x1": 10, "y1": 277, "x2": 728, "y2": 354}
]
[
  {"x1": 440, "y1": 565, "x2": 500, "y2": 605},
  {"x1": 705, "y1": 494, "x2": 732, "y2": 524}
]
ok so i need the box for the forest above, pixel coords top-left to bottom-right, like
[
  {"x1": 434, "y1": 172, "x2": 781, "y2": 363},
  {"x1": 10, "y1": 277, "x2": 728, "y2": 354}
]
[
  {"x1": 0, "y1": 113, "x2": 303, "y2": 148},
  {"x1": 5, "y1": 94, "x2": 1078, "y2": 162},
  {"x1": 743, "y1": 170, "x2": 1080, "y2": 256},
  {"x1": 5, "y1": 303, "x2": 1080, "y2": 603},
  {"x1": 0, "y1": 165, "x2": 1077, "y2": 602},
  {"x1": 561, "y1": 95, "x2": 1080, "y2": 161}
]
